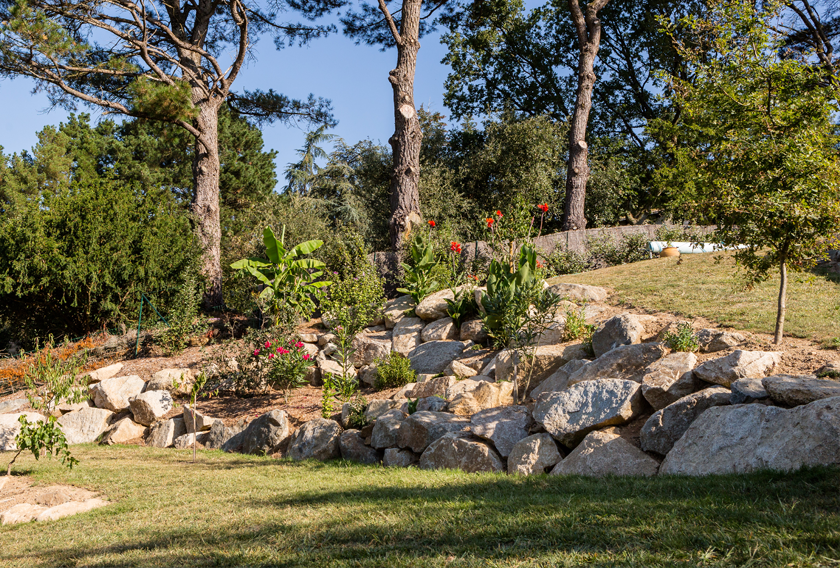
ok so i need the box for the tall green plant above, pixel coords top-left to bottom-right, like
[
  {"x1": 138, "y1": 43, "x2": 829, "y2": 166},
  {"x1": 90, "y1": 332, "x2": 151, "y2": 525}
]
[
  {"x1": 231, "y1": 226, "x2": 331, "y2": 324},
  {"x1": 397, "y1": 235, "x2": 440, "y2": 304}
]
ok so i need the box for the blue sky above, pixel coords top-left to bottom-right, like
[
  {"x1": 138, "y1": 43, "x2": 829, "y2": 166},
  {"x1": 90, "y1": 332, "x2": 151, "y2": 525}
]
[{"x1": 0, "y1": 28, "x2": 453, "y2": 186}]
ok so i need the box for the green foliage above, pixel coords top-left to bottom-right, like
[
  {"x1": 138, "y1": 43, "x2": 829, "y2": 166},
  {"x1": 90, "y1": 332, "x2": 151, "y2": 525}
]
[
  {"x1": 253, "y1": 337, "x2": 312, "y2": 403},
  {"x1": 374, "y1": 352, "x2": 416, "y2": 391},
  {"x1": 444, "y1": 289, "x2": 477, "y2": 330},
  {"x1": 406, "y1": 398, "x2": 418, "y2": 415},
  {"x1": 344, "y1": 396, "x2": 369, "y2": 429},
  {"x1": 662, "y1": 322, "x2": 699, "y2": 353},
  {"x1": 481, "y1": 244, "x2": 542, "y2": 345},
  {"x1": 0, "y1": 172, "x2": 198, "y2": 341},
  {"x1": 652, "y1": 0, "x2": 840, "y2": 341},
  {"x1": 321, "y1": 374, "x2": 336, "y2": 419},
  {"x1": 586, "y1": 233, "x2": 650, "y2": 268},
  {"x1": 562, "y1": 305, "x2": 596, "y2": 354},
  {"x1": 397, "y1": 235, "x2": 440, "y2": 305},
  {"x1": 544, "y1": 248, "x2": 589, "y2": 276},
  {"x1": 231, "y1": 226, "x2": 331, "y2": 325},
  {"x1": 128, "y1": 77, "x2": 198, "y2": 123},
  {"x1": 156, "y1": 273, "x2": 205, "y2": 355},
  {"x1": 10, "y1": 415, "x2": 77, "y2": 475}
]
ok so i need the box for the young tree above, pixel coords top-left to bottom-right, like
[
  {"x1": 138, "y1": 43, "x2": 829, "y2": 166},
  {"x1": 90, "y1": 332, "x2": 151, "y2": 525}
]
[
  {"x1": 0, "y1": 0, "x2": 337, "y2": 307},
  {"x1": 342, "y1": 0, "x2": 443, "y2": 249},
  {"x1": 653, "y1": 0, "x2": 840, "y2": 344}
]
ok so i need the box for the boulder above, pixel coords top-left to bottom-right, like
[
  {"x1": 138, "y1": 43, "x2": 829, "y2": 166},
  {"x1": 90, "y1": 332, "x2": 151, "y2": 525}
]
[
  {"x1": 145, "y1": 368, "x2": 194, "y2": 395},
  {"x1": 339, "y1": 430, "x2": 381, "y2": 464},
  {"x1": 370, "y1": 409, "x2": 407, "y2": 449},
  {"x1": 0, "y1": 412, "x2": 45, "y2": 451},
  {"x1": 660, "y1": 397, "x2": 840, "y2": 475},
  {"x1": 447, "y1": 393, "x2": 483, "y2": 416},
  {"x1": 695, "y1": 329, "x2": 746, "y2": 353},
  {"x1": 392, "y1": 316, "x2": 426, "y2": 338},
  {"x1": 416, "y1": 287, "x2": 469, "y2": 321},
  {"x1": 174, "y1": 431, "x2": 210, "y2": 449},
  {"x1": 85, "y1": 363, "x2": 124, "y2": 384},
  {"x1": 287, "y1": 418, "x2": 342, "y2": 461},
  {"x1": 88, "y1": 375, "x2": 146, "y2": 411},
  {"x1": 183, "y1": 405, "x2": 221, "y2": 433},
  {"x1": 0, "y1": 398, "x2": 28, "y2": 414},
  {"x1": 384, "y1": 294, "x2": 413, "y2": 329},
  {"x1": 550, "y1": 430, "x2": 659, "y2": 477},
  {"x1": 495, "y1": 344, "x2": 589, "y2": 390},
  {"x1": 100, "y1": 417, "x2": 146, "y2": 445},
  {"x1": 640, "y1": 387, "x2": 731, "y2": 456},
  {"x1": 383, "y1": 447, "x2": 419, "y2": 467},
  {"x1": 358, "y1": 365, "x2": 378, "y2": 387},
  {"x1": 1, "y1": 503, "x2": 48, "y2": 525},
  {"x1": 392, "y1": 383, "x2": 417, "y2": 399},
  {"x1": 421, "y1": 317, "x2": 458, "y2": 342},
  {"x1": 34, "y1": 498, "x2": 108, "y2": 522},
  {"x1": 318, "y1": 333, "x2": 337, "y2": 347},
  {"x1": 419, "y1": 433, "x2": 505, "y2": 473},
  {"x1": 408, "y1": 341, "x2": 470, "y2": 375},
  {"x1": 57, "y1": 408, "x2": 113, "y2": 445},
  {"x1": 416, "y1": 396, "x2": 447, "y2": 412},
  {"x1": 225, "y1": 409, "x2": 290, "y2": 455},
  {"x1": 365, "y1": 399, "x2": 405, "y2": 421},
  {"x1": 408, "y1": 375, "x2": 456, "y2": 399},
  {"x1": 762, "y1": 374, "x2": 840, "y2": 406},
  {"x1": 640, "y1": 352, "x2": 699, "y2": 410},
  {"x1": 592, "y1": 314, "x2": 649, "y2": 357},
  {"x1": 351, "y1": 335, "x2": 392, "y2": 368},
  {"x1": 533, "y1": 379, "x2": 646, "y2": 446},
  {"x1": 730, "y1": 378, "x2": 770, "y2": 405},
  {"x1": 128, "y1": 390, "x2": 173, "y2": 426},
  {"x1": 445, "y1": 377, "x2": 494, "y2": 400},
  {"x1": 459, "y1": 318, "x2": 488, "y2": 343},
  {"x1": 547, "y1": 282, "x2": 608, "y2": 303},
  {"x1": 507, "y1": 433, "x2": 563, "y2": 475},
  {"x1": 567, "y1": 343, "x2": 668, "y2": 387},
  {"x1": 299, "y1": 333, "x2": 318, "y2": 343},
  {"x1": 397, "y1": 411, "x2": 470, "y2": 453},
  {"x1": 445, "y1": 360, "x2": 477, "y2": 379},
  {"x1": 470, "y1": 406, "x2": 533, "y2": 457},
  {"x1": 318, "y1": 359, "x2": 357, "y2": 381},
  {"x1": 450, "y1": 381, "x2": 514, "y2": 415},
  {"x1": 146, "y1": 416, "x2": 186, "y2": 448},
  {"x1": 693, "y1": 350, "x2": 781, "y2": 387},
  {"x1": 530, "y1": 359, "x2": 589, "y2": 400},
  {"x1": 205, "y1": 419, "x2": 247, "y2": 450}
]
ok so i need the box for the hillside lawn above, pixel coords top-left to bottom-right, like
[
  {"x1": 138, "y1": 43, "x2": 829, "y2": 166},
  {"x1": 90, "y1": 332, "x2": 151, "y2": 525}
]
[
  {"x1": 0, "y1": 446, "x2": 838, "y2": 567},
  {"x1": 548, "y1": 252, "x2": 840, "y2": 344}
]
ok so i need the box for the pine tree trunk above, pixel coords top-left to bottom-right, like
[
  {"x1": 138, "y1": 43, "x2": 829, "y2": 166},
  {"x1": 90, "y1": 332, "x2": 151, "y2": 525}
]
[
  {"x1": 190, "y1": 98, "x2": 224, "y2": 309},
  {"x1": 562, "y1": 0, "x2": 609, "y2": 231},
  {"x1": 774, "y1": 252, "x2": 788, "y2": 345},
  {"x1": 387, "y1": 0, "x2": 424, "y2": 250}
]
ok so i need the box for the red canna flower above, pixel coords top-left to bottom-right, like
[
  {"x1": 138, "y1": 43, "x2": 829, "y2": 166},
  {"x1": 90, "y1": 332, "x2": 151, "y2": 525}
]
[
  {"x1": 486, "y1": 217, "x2": 494, "y2": 227},
  {"x1": 428, "y1": 220, "x2": 436, "y2": 227},
  {"x1": 536, "y1": 260, "x2": 544, "y2": 268},
  {"x1": 450, "y1": 241, "x2": 462, "y2": 254},
  {"x1": 537, "y1": 203, "x2": 549, "y2": 213},
  {"x1": 496, "y1": 210, "x2": 503, "y2": 218}
]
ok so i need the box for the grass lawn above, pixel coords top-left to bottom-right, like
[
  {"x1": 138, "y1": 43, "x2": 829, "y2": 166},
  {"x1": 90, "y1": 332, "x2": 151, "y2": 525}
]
[
  {"x1": 549, "y1": 252, "x2": 840, "y2": 344},
  {"x1": 1, "y1": 446, "x2": 839, "y2": 567}
]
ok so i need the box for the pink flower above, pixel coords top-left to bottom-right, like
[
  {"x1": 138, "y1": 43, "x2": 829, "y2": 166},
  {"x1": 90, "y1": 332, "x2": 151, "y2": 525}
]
[
  {"x1": 264, "y1": 341, "x2": 271, "y2": 348},
  {"x1": 294, "y1": 341, "x2": 304, "y2": 348},
  {"x1": 303, "y1": 354, "x2": 311, "y2": 361},
  {"x1": 276, "y1": 347, "x2": 281, "y2": 352},
  {"x1": 253, "y1": 349, "x2": 260, "y2": 356},
  {"x1": 268, "y1": 353, "x2": 274, "y2": 358}
]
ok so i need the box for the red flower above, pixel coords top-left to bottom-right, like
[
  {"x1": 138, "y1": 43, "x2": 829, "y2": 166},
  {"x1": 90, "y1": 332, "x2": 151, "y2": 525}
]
[
  {"x1": 486, "y1": 217, "x2": 494, "y2": 227},
  {"x1": 303, "y1": 354, "x2": 311, "y2": 361},
  {"x1": 268, "y1": 353, "x2": 275, "y2": 359},
  {"x1": 264, "y1": 340, "x2": 271, "y2": 348},
  {"x1": 496, "y1": 210, "x2": 503, "y2": 218},
  {"x1": 450, "y1": 241, "x2": 462, "y2": 254},
  {"x1": 536, "y1": 260, "x2": 544, "y2": 268},
  {"x1": 428, "y1": 220, "x2": 436, "y2": 227},
  {"x1": 253, "y1": 349, "x2": 260, "y2": 356},
  {"x1": 537, "y1": 203, "x2": 549, "y2": 213},
  {"x1": 294, "y1": 341, "x2": 304, "y2": 348}
]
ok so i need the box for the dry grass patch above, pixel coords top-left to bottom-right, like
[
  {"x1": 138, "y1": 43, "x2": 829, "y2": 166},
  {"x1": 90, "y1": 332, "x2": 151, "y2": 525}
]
[
  {"x1": 0, "y1": 445, "x2": 839, "y2": 567},
  {"x1": 549, "y1": 252, "x2": 840, "y2": 343}
]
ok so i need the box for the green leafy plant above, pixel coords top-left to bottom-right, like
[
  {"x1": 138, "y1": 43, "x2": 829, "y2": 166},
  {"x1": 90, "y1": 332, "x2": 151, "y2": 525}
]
[
  {"x1": 562, "y1": 305, "x2": 596, "y2": 355},
  {"x1": 321, "y1": 374, "x2": 336, "y2": 419},
  {"x1": 253, "y1": 338, "x2": 313, "y2": 403},
  {"x1": 344, "y1": 396, "x2": 369, "y2": 429},
  {"x1": 231, "y1": 226, "x2": 331, "y2": 324},
  {"x1": 662, "y1": 322, "x2": 699, "y2": 353},
  {"x1": 157, "y1": 272, "x2": 206, "y2": 355},
  {"x1": 397, "y1": 235, "x2": 440, "y2": 304},
  {"x1": 406, "y1": 398, "x2": 418, "y2": 415},
  {"x1": 5, "y1": 340, "x2": 88, "y2": 477},
  {"x1": 373, "y1": 352, "x2": 416, "y2": 391}
]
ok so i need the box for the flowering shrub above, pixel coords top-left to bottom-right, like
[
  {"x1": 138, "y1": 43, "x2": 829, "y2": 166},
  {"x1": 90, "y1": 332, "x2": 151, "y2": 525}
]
[{"x1": 253, "y1": 338, "x2": 313, "y2": 402}]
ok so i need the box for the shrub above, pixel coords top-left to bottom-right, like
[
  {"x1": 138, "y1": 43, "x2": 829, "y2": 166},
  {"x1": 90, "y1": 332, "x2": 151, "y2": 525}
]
[
  {"x1": 587, "y1": 233, "x2": 650, "y2": 267},
  {"x1": 0, "y1": 177, "x2": 199, "y2": 342},
  {"x1": 344, "y1": 396, "x2": 369, "y2": 429},
  {"x1": 156, "y1": 273, "x2": 206, "y2": 355},
  {"x1": 662, "y1": 322, "x2": 699, "y2": 352},
  {"x1": 544, "y1": 248, "x2": 589, "y2": 276},
  {"x1": 374, "y1": 352, "x2": 416, "y2": 390}
]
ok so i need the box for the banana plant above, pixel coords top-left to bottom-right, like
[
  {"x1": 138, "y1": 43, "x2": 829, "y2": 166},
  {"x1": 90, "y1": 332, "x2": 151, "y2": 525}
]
[
  {"x1": 231, "y1": 226, "x2": 331, "y2": 320},
  {"x1": 396, "y1": 236, "x2": 440, "y2": 305}
]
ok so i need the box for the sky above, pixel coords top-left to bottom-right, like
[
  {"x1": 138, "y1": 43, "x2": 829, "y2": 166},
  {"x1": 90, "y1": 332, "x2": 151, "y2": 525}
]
[{"x1": 0, "y1": 25, "x2": 454, "y2": 187}]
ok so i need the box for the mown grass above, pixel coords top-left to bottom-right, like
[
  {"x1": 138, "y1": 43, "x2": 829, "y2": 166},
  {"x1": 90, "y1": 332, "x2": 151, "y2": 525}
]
[
  {"x1": 1, "y1": 445, "x2": 839, "y2": 567},
  {"x1": 549, "y1": 252, "x2": 840, "y2": 343}
]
